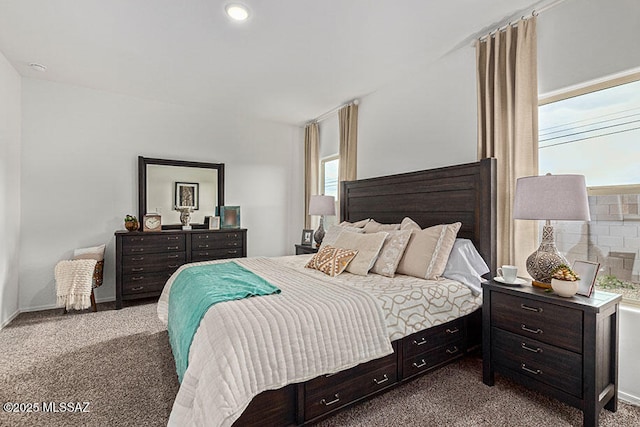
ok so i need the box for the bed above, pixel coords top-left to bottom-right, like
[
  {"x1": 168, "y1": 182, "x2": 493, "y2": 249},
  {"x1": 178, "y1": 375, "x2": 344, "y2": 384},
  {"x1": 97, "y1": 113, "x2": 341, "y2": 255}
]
[{"x1": 158, "y1": 158, "x2": 496, "y2": 426}]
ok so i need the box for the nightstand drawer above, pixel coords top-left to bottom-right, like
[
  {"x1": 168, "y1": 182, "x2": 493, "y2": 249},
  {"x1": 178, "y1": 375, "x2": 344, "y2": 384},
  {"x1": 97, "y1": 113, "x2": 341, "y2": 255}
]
[
  {"x1": 491, "y1": 292, "x2": 583, "y2": 353},
  {"x1": 492, "y1": 327, "x2": 582, "y2": 397}
]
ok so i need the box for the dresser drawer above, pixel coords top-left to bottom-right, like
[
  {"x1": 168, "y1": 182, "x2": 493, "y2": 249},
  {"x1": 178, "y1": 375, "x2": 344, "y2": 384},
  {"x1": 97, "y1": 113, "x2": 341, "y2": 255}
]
[
  {"x1": 491, "y1": 292, "x2": 583, "y2": 353},
  {"x1": 122, "y1": 271, "x2": 172, "y2": 294},
  {"x1": 122, "y1": 252, "x2": 185, "y2": 274},
  {"x1": 122, "y1": 234, "x2": 186, "y2": 255},
  {"x1": 192, "y1": 248, "x2": 243, "y2": 262},
  {"x1": 192, "y1": 240, "x2": 242, "y2": 251},
  {"x1": 403, "y1": 318, "x2": 464, "y2": 358},
  {"x1": 192, "y1": 231, "x2": 243, "y2": 244},
  {"x1": 491, "y1": 327, "x2": 582, "y2": 398},
  {"x1": 403, "y1": 340, "x2": 464, "y2": 377},
  {"x1": 305, "y1": 356, "x2": 397, "y2": 420}
]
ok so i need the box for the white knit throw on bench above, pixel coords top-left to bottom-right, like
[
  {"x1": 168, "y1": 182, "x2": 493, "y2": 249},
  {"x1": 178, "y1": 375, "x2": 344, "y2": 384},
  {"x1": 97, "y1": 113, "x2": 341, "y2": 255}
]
[{"x1": 55, "y1": 259, "x2": 97, "y2": 310}]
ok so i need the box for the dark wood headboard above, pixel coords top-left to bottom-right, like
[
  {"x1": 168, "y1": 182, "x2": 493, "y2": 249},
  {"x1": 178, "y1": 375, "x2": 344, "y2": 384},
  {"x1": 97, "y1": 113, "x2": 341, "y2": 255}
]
[{"x1": 340, "y1": 158, "x2": 496, "y2": 274}]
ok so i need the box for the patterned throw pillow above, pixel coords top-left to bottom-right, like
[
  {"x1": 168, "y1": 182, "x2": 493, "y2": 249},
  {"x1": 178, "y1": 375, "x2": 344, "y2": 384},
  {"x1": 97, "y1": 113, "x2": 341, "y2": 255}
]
[
  {"x1": 305, "y1": 246, "x2": 359, "y2": 277},
  {"x1": 370, "y1": 230, "x2": 413, "y2": 277}
]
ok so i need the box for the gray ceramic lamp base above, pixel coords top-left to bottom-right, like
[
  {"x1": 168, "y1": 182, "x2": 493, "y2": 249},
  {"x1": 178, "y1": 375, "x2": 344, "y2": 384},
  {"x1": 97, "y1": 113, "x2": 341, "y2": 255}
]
[
  {"x1": 314, "y1": 217, "x2": 325, "y2": 247},
  {"x1": 526, "y1": 224, "x2": 568, "y2": 284}
]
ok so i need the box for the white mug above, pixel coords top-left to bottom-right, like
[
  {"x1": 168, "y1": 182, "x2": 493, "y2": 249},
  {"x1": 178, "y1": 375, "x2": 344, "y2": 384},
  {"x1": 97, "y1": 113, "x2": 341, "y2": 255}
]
[{"x1": 497, "y1": 265, "x2": 518, "y2": 283}]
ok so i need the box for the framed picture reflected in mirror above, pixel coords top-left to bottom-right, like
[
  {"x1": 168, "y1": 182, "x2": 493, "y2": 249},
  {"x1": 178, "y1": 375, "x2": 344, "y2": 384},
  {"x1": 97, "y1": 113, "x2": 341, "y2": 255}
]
[{"x1": 220, "y1": 206, "x2": 240, "y2": 229}]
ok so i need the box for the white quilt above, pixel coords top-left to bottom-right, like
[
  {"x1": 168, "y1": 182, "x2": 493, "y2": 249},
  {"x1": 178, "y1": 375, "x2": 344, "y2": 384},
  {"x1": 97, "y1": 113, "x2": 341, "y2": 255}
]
[{"x1": 158, "y1": 257, "x2": 393, "y2": 427}]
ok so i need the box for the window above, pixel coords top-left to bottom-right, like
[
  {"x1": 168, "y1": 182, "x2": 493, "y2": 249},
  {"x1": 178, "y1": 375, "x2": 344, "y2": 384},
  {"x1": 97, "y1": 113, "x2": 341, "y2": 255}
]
[
  {"x1": 539, "y1": 72, "x2": 640, "y2": 304},
  {"x1": 321, "y1": 155, "x2": 339, "y2": 199}
]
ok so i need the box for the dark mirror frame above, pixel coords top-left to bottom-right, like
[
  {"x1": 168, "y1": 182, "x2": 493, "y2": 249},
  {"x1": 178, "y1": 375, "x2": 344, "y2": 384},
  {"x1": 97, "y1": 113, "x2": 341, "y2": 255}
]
[{"x1": 138, "y1": 156, "x2": 225, "y2": 230}]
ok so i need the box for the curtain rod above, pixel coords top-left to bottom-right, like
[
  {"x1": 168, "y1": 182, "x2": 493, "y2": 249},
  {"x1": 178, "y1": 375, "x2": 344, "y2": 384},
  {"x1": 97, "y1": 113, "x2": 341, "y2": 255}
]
[
  {"x1": 476, "y1": 0, "x2": 568, "y2": 43},
  {"x1": 308, "y1": 99, "x2": 359, "y2": 126}
]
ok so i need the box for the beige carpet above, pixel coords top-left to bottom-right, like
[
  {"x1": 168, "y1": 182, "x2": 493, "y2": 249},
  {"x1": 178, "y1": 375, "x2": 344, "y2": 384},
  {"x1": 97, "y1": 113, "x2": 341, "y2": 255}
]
[{"x1": 0, "y1": 301, "x2": 638, "y2": 427}]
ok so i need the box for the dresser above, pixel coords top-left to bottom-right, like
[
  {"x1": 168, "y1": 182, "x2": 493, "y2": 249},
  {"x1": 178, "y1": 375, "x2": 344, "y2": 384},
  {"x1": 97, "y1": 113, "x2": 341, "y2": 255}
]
[
  {"x1": 482, "y1": 281, "x2": 621, "y2": 427},
  {"x1": 115, "y1": 229, "x2": 247, "y2": 309}
]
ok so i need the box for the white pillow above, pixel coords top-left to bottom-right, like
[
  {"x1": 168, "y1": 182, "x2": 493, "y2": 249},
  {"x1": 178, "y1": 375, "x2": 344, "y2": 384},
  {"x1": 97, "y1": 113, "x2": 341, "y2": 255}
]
[
  {"x1": 333, "y1": 231, "x2": 388, "y2": 276},
  {"x1": 320, "y1": 225, "x2": 364, "y2": 249},
  {"x1": 443, "y1": 239, "x2": 490, "y2": 295},
  {"x1": 73, "y1": 244, "x2": 106, "y2": 261}
]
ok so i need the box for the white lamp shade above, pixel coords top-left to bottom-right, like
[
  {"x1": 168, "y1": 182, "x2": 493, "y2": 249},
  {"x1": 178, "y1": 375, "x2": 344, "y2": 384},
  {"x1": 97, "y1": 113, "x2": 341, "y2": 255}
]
[
  {"x1": 308, "y1": 195, "x2": 336, "y2": 216},
  {"x1": 513, "y1": 174, "x2": 591, "y2": 221}
]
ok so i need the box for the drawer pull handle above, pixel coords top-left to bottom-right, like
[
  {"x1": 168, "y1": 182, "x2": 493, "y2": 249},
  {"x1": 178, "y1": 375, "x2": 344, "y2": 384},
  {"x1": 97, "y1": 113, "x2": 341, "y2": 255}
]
[
  {"x1": 521, "y1": 324, "x2": 543, "y2": 334},
  {"x1": 521, "y1": 342, "x2": 543, "y2": 353},
  {"x1": 412, "y1": 359, "x2": 427, "y2": 369},
  {"x1": 198, "y1": 245, "x2": 209, "y2": 249},
  {"x1": 131, "y1": 248, "x2": 144, "y2": 253},
  {"x1": 320, "y1": 394, "x2": 340, "y2": 406},
  {"x1": 131, "y1": 268, "x2": 144, "y2": 272},
  {"x1": 412, "y1": 337, "x2": 427, "y2": 346},
  {"x1": 520, "y1": 303, "x2": 543, "y2": 313},
  {"x1": 131, "y1": 257, "x2": 144, "y2": 261},
  {"x1": 228, "y1": 250, "x2": 238, "y2": 254},
  {"x1": 199, "y1": 236, "x2": 209, "y2": 239},
  {"x1": 167, "y1": 254, "x2": 179, "y2": 259},
  {"x1": 373, "y1": 374, "x2": 389, "y2": 385},
  {"x1": 167, "y1": 236, "x2": 180, "y2": 240},
  {"x1": 521, "y1": 363, "x2": 542, "y2": 375},
  {"x1": 446, "y1": 327, "x2": 459, "y2": 334},
  {"x1": 168, "y1": 264, "x2": 180, "y2": 268},
  {"x1": 227, "y1": 234, "x2": 237, "y2": 238},
  {"x1": 445, "y1": 346, "x2": 459, "y2": 354},
  {"x1": 131, "y1": 286, "x2": 144, "y2": 291},
  {"x1": 131, "y1": 276, "x2": 144, "y2": 281},
  {"x1": 324, "y1": 372, "x2": 337, "y2": 378},
  {"x1": 167, "y1": 246, "x2": 179, "y2": 250}
]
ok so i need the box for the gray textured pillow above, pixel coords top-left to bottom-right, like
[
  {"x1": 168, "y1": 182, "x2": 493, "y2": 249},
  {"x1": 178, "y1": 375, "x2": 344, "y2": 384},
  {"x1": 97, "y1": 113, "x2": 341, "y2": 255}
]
[
  {"x1": 339, "y1": 219, "x2": 370, "y2": 228},
  {"x1": 370, "y1": 230, "x2": 412, "y2": 277},
  {"x1": 396, "y1": 221, "x2": 462, "y2": 279},
  {"x1": 320, "y1": 225, "x2": 364, "y2": 249},
  {"x1": 333, "y1": 231, "x2": 388, "y2": 276},
  {"x1": 363, "y1": 220, "x2": 401, "y2": 233}
]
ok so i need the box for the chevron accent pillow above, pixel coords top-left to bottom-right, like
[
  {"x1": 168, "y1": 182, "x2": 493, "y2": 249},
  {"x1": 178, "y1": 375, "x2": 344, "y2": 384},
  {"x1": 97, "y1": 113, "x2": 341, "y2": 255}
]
[{"x1": 305, "y1": 245, "x2": 359, "y2": 277}]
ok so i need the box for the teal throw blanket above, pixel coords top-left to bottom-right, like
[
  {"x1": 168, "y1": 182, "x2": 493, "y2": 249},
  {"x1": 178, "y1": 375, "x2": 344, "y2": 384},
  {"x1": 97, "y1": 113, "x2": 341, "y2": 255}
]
[{"x1": 168, "y1": 261, "x2": 281, "y2": 382}]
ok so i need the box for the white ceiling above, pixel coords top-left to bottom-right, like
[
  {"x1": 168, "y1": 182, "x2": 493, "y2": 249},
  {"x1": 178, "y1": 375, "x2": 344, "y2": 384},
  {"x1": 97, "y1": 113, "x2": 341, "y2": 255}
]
[{"x1": 0, "y1": 0, "x2": 552, "y2": 125}]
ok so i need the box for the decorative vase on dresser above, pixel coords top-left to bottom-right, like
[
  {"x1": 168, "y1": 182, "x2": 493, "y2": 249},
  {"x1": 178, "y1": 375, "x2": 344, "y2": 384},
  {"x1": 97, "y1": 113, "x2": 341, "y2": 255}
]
[
  {"x1": 482, "y1": 280, "x2": 621, "y2": 427},
  {"x1": 114, "y1": 228, "x2": 247, "y2": 309}
]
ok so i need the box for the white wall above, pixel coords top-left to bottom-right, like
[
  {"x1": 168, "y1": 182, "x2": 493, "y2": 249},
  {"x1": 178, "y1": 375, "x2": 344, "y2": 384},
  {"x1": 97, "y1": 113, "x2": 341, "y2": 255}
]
[
  {"x1": 0, "y1": 51, "x2": 21, "y2": 327},
  {"x1": 19, "y1": 78, "x2": 303, "y2": 311}
]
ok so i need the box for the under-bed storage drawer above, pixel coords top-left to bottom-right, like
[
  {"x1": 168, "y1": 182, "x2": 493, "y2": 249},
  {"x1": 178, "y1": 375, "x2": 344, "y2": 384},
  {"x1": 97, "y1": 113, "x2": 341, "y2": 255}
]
[
  {"x1": 402, "y1": 318, "x2": 466, "y2": 378},
  {"x1": 304, "y1": 343, "x2": 398, "y2": 421}
]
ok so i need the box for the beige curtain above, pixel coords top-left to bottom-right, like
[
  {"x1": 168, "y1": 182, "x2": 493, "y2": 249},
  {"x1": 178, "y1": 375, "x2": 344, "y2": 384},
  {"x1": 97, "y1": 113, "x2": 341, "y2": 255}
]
[
  {"x1": 338, "y1": 104, "x2": 358, "y2": 216},
  {"x1": 476, "y1": 17, "x2": 539, "y2": 274},
  {"x1": 304, "y1": 123, "x2": 320, "y2": 228}
]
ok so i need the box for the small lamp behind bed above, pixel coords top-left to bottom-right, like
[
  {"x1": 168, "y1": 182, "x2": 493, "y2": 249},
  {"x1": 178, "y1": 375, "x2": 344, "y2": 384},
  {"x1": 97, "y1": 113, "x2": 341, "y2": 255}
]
[{"x1": 308, "y1": 195, "x2": 335, "y2": 247}]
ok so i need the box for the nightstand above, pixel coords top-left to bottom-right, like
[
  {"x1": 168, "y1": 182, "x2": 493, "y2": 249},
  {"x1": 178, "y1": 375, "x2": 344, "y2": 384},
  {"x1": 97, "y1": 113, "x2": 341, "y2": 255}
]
[
  {"x1": 295, "y1": 244, "x2": 318, "y2": 255},
  {"x1": 482, "y1": 280, "x2": 621, "y2": 427}
]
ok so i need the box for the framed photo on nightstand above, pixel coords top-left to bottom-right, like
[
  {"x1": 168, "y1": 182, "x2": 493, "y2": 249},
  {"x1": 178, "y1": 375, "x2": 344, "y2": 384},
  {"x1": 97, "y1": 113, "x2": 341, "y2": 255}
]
[
  {"x1": 301, "y1": 229, "x2": 314, "y2": 246},
  {"x1": 573, "y1": 260, "x2": 600, "y2": 297}
]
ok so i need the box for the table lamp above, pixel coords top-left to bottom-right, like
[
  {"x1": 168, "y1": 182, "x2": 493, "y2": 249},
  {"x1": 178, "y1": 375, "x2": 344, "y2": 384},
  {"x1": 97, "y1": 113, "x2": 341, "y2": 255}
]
[
  {"x1": 513, "y1": 174, "x2": 591, "y2": 288},
  {"x1": 308, "y1": 195, "x2": 336, "y2": 247}
]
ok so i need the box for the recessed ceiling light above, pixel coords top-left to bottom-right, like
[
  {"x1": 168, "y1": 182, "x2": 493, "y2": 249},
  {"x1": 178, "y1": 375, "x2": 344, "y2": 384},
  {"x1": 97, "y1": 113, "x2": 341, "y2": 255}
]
[
  {"x1": 225, "y1": 4, "x2": 249, "y2": 21},
  {"x1": 29, "y1": 63, "x2": 47, "y2": 72}
]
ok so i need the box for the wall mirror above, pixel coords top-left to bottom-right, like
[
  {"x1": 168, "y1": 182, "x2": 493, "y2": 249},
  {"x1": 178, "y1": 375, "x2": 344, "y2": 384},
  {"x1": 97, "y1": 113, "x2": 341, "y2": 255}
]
[{"x1": 138, "y1": 156, "x2": 225, "y2": 229}]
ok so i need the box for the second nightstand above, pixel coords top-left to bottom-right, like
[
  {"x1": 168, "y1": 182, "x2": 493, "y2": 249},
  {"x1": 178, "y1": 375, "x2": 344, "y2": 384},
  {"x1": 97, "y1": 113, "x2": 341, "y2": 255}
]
[
  {"x1": 482, "y1": 280, "x2": 621, "y2": 427},
  {"x1": 295, "y1": 244, "x2": 318, "y2": 255}
]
